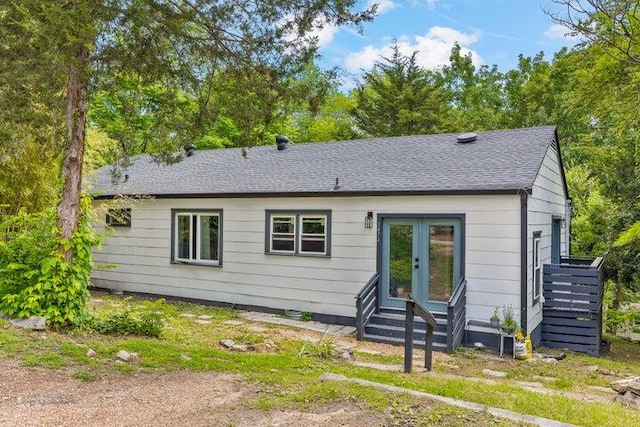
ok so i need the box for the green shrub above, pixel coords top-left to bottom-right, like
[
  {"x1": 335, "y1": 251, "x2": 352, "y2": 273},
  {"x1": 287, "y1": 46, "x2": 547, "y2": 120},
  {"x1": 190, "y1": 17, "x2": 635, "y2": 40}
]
[
  {"x1": 0, "y1": 197, "x2": 101, "y2": 326},
  {"x1": 87, "y1": 300, "x2": 167, "y2": 338}
]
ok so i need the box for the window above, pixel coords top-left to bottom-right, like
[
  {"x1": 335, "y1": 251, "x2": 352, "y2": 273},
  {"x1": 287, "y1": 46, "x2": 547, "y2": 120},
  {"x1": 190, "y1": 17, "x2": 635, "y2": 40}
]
[
  {"x1": 533, "y1": 231, "x2": 542, "y2": 303},
  {"x1": 172, "y1": 210, "x2": 222, "y2": 265},
  {"x1": 266, "y1": 211, "x2": 330, "y2": 256},
  {"x1": 106, "y1": 208, "x2": 131, "y2": 227}
]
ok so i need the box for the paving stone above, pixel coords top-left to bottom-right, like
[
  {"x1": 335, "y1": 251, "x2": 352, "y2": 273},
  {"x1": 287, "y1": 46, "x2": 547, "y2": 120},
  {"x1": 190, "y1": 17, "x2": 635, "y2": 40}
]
[
  {"x1": 197, "y1": 315, "x2": 214, "y2": 320},
  {"x1": 179, "y1": 313, "x2": 197, "y2": 318},
  {"x1": 222, "y1": 320, "x2": 245, "y2": 326},
  {"x1": 194, "y1": 319, "x2": 211, "y2": 325},
  {"x1": 482, "y1": 369, "x2": 507, "y2": 378}
]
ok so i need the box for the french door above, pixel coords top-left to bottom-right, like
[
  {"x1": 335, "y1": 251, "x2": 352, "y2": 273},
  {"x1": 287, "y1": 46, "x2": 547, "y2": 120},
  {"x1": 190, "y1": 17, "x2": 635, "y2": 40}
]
[{"x1": 380, "y1": 217, "x2": 461, "y2": 311}]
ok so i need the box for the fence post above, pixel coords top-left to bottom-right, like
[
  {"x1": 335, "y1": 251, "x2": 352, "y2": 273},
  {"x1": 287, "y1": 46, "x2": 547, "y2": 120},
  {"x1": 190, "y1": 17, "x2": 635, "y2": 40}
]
[{"x1": 404, "y1": 299, "x2": 414, "y2": 373}]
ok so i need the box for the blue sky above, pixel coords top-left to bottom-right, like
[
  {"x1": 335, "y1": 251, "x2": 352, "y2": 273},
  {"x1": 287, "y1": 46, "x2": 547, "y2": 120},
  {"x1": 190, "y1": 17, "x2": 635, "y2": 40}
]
[{"x1": 312, "y1": 0, "x2": 578, "y2": 82}]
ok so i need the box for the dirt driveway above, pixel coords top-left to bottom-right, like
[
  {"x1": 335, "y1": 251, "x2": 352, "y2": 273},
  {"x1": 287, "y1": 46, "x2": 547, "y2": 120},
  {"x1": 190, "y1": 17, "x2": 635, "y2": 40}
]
[{"x1": 0, "y1": 359, "x2": 383, "y2": 427}]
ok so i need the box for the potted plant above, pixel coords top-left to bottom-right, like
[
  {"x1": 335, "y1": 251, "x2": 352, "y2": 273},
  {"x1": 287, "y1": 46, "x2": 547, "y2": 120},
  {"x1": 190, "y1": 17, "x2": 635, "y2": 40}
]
[
  {"x1": 490, "y1": 307, "x2": 500, "y2": 328},
  {"x1": 500, "y1": 305, "x2": 519, "y2": 334}
]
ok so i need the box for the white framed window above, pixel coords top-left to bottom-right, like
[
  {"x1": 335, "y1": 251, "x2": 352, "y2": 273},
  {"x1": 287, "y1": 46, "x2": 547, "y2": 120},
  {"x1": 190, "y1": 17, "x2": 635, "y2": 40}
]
[
  {"x1": 173, "y1": 210, "x2": 222, "y2": 265},
  {"x1": 271, "y1": 215, "x2": 296, "y2": 253},
  {"x1": 300, "y1": 215, "x2": 327, "y2": 254},
  {"x1": 266, "y1": 211, "x2": 330, "y2": 256},
  {"x1": 533, "y1": 231, "x2": 542, "y2": 303}
]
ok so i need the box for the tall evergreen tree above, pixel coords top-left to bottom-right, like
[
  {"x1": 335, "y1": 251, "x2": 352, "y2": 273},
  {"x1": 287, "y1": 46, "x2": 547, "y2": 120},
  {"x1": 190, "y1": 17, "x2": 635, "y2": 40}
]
[{"x1": 350, "y1": 42, "x2": 447, "y2": 137}]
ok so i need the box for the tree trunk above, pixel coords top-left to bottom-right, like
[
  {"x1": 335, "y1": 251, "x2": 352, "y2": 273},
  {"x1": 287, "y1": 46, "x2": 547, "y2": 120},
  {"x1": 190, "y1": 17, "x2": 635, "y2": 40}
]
[{"x1": 57, "y1": 48, "x2": 89, "y2": 249}]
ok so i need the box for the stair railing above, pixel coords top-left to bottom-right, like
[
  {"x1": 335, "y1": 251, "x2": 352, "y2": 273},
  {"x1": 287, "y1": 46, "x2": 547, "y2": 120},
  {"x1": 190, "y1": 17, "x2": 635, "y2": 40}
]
[
  {"x1": 404, "y1": 295, "x2": 437, "y2": 372},
  {"x1": 446, "y1": 277, "x2": 467, "y2": 353},
  {"x1": 355, "y1": 271, "x2": 380, "y2": 340}
]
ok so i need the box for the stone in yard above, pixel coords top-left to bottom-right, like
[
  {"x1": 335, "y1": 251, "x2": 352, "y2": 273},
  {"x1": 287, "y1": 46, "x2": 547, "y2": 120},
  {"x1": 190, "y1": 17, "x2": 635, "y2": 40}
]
[
  {"x1": 197, "y1": 315, "x2": 214, "y2": 320},
  {"x1": 194, "y1": 319, "x2": 211, "y2": 325},
  {"x1": 231, "y1": 344, "x2": 248, "y2": 352},
  {"x1": 10, "y1": 316, "x2": 46, "y2": 330},
  {"x1": 585, "y1": 365, "x2": 600, "y2": 373},
  {"x1": 86, "y1": 349, "x2": 97, "y2": 358},
  {"x1": 611, "y1": 376, "x2": 640, "y2": 395},
  {"x1": 525, "y1": 358, "x2": 538, "y2": 363},
  {"x1": 179, "y1": 313, "x2": 197, "y2": 318},
  {"x1": 248, "y1": 343, "x2": 266, "y2": 352},
  {"x1": 482, "y1": 369, "x2": 507, "y2": 378},
  {"x1": 542, "y1": 358, "x2": 559, "y2": 364},
  {"x1": 220, "y1": 339, "x2": 235, "y2": 349},
  {"x1": 615, "y1": 391, "x2": 640, "y2": 409},
  {"x1": 181, "y1": 354, "x2": 192, "y2": 361},
  {"x1": 473, "y1": 342, "x2": 485, "y2": 350},
  {"x1": 222, "y1": 320, "x2": 245, "y2": 326},
  {"x1": 341, "y1": 351, "x2": 355, "y2": 361},
  {"x1": 600, "y1": 368, "x2": 616, "y2": 376},
  {"x1": 116, "y1": 350, "x2": 131, "y2": 362}
]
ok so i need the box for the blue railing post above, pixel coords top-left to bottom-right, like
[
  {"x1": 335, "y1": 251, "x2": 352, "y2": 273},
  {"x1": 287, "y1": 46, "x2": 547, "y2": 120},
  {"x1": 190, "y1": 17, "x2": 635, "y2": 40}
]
[{"x1": 404, "y1": 299, "x2": 415, "y2": 373}]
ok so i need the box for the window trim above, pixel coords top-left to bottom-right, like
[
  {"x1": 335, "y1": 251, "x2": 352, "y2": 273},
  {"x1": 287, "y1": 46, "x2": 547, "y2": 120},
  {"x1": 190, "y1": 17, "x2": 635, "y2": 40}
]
[
  {"x1": 171, "y1": 209, "x2": 223, "y2": 267},
  {"x1": 532, "y1": 230, "x2": 542, "y2": 304},
  {"x1": 265, "y1": 210, "x2": 331, "y2": 257},
  {"x1": 106, "y1": 208, "x2": 131, "y2": 227}
]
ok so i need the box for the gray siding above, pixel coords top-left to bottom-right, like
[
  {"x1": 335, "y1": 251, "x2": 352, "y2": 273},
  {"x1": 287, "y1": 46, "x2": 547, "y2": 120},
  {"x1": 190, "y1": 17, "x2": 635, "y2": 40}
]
[
  {"x1": 92, "y1": 194, "x2": 521, "y2": 319},
  {"x1": 526, "y1": 142, "x2": 569, "y2": 333}
]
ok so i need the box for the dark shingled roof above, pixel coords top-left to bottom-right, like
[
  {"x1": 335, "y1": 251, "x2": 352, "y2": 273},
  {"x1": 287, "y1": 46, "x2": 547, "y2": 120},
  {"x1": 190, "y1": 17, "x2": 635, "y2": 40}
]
[{"x1": 91, "y1": 126, "x2": 560, "y2": 198}]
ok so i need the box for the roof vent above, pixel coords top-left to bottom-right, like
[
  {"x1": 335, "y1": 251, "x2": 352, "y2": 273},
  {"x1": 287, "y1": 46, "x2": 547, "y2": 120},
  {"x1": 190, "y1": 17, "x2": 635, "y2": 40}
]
[
  {"x1": 185, "y1": 143, "x2": 196, "y2": 156},
  {"x1": 456, "y1": 132, "x2": 477, "y2": 143},
  {"x1": 276, "y1": 135, "x2": 289, "y2": 151}
]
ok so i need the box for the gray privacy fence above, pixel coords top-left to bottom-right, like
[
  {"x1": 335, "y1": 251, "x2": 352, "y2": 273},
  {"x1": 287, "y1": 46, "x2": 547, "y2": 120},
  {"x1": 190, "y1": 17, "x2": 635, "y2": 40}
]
[{"x1": 542, "y1": 257, "x2": 604, "y2": 357}]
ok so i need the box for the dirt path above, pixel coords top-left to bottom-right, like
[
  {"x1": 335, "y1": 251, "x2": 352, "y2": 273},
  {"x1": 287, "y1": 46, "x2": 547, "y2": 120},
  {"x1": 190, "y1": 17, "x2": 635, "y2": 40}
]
[{"x1": 0, "y1": 359, "x2": 382, "y2": 427}]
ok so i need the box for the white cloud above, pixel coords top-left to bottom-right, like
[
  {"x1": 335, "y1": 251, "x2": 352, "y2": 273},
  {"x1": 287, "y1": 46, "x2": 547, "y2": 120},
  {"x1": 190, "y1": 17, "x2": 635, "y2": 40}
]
[
  {"x1": 367, "y1": 0, "x2": 400, "y2": 15},
  {"x1": 425, "y1": 0, "x2": 438, "y2": 9},
  {"x1": 344, "y1": 26, "x2": 482, "y2": 72},
  {"x1": 312, "y1": 23, "x2": 340, "y2": 48},
  {"x1": 544, "y1": 23, "x2": 578, "y2": 41}
]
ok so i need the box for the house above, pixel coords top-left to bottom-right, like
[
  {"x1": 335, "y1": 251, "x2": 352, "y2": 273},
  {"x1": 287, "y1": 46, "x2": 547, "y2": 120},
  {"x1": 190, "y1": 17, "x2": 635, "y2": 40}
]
[{"x1": 91, "y1": 126, "x2": 575, "y2": 352}]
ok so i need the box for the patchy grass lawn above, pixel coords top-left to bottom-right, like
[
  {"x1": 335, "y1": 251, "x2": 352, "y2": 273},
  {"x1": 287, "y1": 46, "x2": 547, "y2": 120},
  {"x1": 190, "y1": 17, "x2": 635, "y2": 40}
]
[{"x1": 1, "y1": 292, "x2": 639, "y2": 426}]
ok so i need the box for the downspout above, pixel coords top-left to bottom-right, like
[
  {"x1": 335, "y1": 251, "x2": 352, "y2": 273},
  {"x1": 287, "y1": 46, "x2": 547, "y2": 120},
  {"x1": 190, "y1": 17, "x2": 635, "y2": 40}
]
[{"x1": 520, "y1": 193, "x2": 528, "y2": 333}]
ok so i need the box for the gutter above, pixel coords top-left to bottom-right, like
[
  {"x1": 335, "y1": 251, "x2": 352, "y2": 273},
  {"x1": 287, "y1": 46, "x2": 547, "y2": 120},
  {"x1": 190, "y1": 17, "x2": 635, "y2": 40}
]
[{"x1": 92, "y1": 187, "x2": 533, "y2": 200}]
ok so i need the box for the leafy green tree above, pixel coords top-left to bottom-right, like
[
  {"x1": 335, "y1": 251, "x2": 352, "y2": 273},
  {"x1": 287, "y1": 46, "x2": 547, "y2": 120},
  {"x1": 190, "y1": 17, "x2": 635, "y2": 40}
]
[
  {"x1": 548, "y1": 3, "x2": 640, "y2": 302},
  {"x1": 350, "y1": 42, "x2": 448, "y2": 137},
  {"x1": 286, "y1": 66, "x2": 357, "y2": 142},
  {"x1": 548, "y1": 0, "x2": 640, "y2": 65},
  {"x1": 438, "y1": 43, "x2": 505, "y2": 132},
  {"x1": 0, "y1": 0, "x2": 374, "y2": 242}
]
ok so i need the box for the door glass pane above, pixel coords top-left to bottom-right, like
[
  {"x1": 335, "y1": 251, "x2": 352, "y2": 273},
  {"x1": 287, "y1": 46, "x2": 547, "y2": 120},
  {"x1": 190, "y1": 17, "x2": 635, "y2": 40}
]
[
  {"x1": 388, "y1": 224, "x2": 413, "y2": 299},
  {"x1": 177, "y1": 215, "x2": 191, "y2": 259},
  {"x1": 199, "y1": 215, "x2": 219, "y2": 261},
  {"x1": 428, "y1": 225, "x2": 454, "y2": 302}
]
